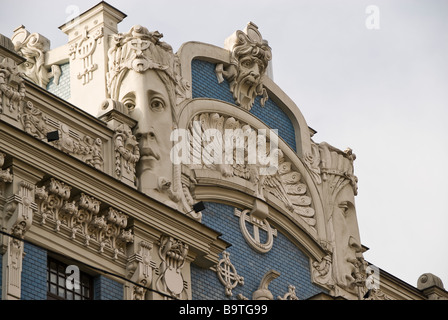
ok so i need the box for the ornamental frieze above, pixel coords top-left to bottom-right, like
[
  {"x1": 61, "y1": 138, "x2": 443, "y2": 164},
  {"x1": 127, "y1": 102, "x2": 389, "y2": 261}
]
[
  {"x1": 34, "y1": 178, "x2": 134, "y2": 261},
  {"x1": 19, "y1": 100, "x2": 104, "y2": 170}
]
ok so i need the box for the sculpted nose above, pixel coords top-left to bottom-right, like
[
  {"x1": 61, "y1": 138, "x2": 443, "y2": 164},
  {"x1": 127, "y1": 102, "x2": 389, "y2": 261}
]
[
  {"x1": 349, "y1": 236, "x2": 362, "y2": 252},
  {"x1": 133, "y1": 99, "x2": 154, "y2": 136},
  {"x1": 252, "y1": 64, "x2": 261, "y2": 77}
]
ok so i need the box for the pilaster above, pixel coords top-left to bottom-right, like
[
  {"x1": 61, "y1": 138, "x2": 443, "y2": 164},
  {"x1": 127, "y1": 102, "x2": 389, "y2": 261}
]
[
  {"x1": 1, "y1": 158, "x2": 44, "y2": 300},
  {"x1": 59, "y1": 2, "x2": 126, "y2": 116}
]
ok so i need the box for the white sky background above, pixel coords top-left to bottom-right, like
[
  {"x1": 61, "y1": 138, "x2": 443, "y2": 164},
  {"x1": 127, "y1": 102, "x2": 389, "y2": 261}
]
[{"x1": 1, "y1": 0, "x2": 447, "y2": 289}]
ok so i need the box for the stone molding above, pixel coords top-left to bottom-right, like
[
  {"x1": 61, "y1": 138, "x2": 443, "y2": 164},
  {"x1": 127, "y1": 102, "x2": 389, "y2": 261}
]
[{"x1": 34, "y1": 177, "x2": 134, "y2": 262}]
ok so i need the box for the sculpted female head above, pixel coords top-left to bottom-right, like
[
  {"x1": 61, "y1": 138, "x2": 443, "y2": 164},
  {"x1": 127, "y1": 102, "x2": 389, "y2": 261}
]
[
  {"x1": 106, "y1": 25, "x2": 182, "y2": 205},
  {"x1": 319, "y1": 143, "x2": 363, "y2": 293}
]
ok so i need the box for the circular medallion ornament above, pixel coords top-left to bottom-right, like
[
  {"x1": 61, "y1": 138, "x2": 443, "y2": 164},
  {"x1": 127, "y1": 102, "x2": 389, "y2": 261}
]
[{"x1": 238, "y1": 209, "x2": 274, "y2": 253}]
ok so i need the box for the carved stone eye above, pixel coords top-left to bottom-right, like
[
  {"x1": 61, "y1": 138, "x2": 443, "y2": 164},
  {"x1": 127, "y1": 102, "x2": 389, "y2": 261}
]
[
  {"x1": 150, "y1": 98, "x2": 165, "y2": 112},
  {"x1": 241, "y1": 59, "x2": 254, "y2": 68},
  {"x1": 122, "y1": 98, "x2": 135, "y2": 112},
  {"x1": 338, "y1": 201, "x2": 349, "y2": 216}
]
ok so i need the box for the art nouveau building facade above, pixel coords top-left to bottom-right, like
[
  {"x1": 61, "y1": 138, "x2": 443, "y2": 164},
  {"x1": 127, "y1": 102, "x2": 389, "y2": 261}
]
[{"x1": 0, "y1": 2, "x2": 446, "y2": 301}]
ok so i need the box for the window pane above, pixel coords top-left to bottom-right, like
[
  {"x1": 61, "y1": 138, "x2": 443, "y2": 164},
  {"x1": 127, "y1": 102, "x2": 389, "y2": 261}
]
[
  {"x1": 83, "y1": 286, "x2": 90, "y2": 298},
  {"x1": 47, "y1": 257, "x2": 93, "y2": 300},
  {"x1": 58, "y1": 287, "x2": 65, "y2": 298},
  {"x1": 58, "y1": 264, "x2": 65, "y2": 275}
]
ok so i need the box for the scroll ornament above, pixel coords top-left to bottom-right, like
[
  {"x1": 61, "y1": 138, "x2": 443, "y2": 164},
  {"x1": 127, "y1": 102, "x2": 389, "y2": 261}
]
[{"x1": 12, "y1": 26, "x2": 61, "y2": 88}]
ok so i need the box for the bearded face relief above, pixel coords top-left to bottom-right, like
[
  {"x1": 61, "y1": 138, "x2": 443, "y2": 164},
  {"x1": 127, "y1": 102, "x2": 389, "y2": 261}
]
[{"x1": 216, "y1": 22, "x2": 272, "y2": 111}]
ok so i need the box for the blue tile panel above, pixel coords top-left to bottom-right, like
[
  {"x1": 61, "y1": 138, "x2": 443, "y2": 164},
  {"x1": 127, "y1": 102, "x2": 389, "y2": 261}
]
[
  {"x1": 21, "y1": 242, "x2": 47, "y2": 300},
  {"x1": 46, "y1": 63, "x2": 71, "y2": 101},
  {"x1": 93, "y1": 275, "x2": 123, "y2": 300},
  {"x1": 191, "y1": 202, "x2": 326, "y2": 300},
  {"x1": 191, "y1": 59, "x2": 297, "y2": 152}
]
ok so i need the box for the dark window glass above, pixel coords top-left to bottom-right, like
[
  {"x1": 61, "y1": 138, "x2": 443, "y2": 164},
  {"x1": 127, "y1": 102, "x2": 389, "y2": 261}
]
[{"x1": 46, "y1": 257, "x2": 93, "y2": 300}]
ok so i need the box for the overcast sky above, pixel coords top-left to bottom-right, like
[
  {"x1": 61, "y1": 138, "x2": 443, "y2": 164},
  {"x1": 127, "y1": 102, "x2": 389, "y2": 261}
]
[{"x1": 1, "y1": 0, "x2": 447, "y2": 289}]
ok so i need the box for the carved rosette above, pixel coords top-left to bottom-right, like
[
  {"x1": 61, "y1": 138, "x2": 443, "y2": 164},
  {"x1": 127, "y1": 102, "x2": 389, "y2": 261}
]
[
  {"x1": 11, "y1": 26, "x2": 61, "y2": 88},
  {"x1": 35, "y1": 178, "x2": 134, "y2": 261},
  {"x1": 156, "y1": 235, "x2": 189, "y2": 299},
  {"x1": 18, "y1": 101, "x2": 104, "y2": 170}
]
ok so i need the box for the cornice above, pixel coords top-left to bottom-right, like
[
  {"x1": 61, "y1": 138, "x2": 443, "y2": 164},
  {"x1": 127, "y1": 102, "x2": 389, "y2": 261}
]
[{"x1": 0, "y1": 121, "x2": 229, "y2": 268}]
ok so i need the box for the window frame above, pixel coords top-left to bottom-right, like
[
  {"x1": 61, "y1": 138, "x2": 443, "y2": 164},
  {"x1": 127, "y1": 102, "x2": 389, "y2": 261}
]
[{"x1": 46, "y1": 256, "x2": 94, "y2": 300}]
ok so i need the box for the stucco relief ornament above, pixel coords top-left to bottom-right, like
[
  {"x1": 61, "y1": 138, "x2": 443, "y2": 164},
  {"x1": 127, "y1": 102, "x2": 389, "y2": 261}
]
[
  {"x1": 216, "y1": 22, "x2": 272, "y2": 111},
  {"x1": 35, "y1": 178, "x2": 133, "y2": 261},
  {"x1": 11, "y1": 26, "x2": 61, "y2": 88},
  {"x1": 114, "y1": 123, "x2": 140, "y2": 185},
  {"x1": 125, "y1": 241, "x2": 155, "y2": 300},
  {"x1": 69, "y1": 28, "x2": 103, "y2": 85},
  {"x1": 156, "y1": 235, "x2": 189, "y2": 299},
  {"x1": 0, "y1": 56, "x2": 26, "y2": 115},
  {"x1": 106, "y1": 25, "x2": 198, "y2": 219},
  {"x1": 189, "y1": 112, "x2": 316, "y2": 229},
  {"x1": 318, "y1": 142, "x2": 362, "y2": 294},
  {"x1": 216, "y1": 251, "x2": 244, "y2": 297},
  {"x1": 237, "y1": 269, "x2": 280, "y2": 300},
  {"x1": 312, "y1": 254, "x2": 335, "y2": 290},
  {"x1": 0, "y1": 152, "x2": 13, "y2": 183},
  {"x1": 106, "y1": 25, "x2": 190, "y2": 107},
  {"x1": 278, "y1": 285, "x2": 299, "y2": 300},
  {"x1": 234, "y1": 208, "x2": 277, "y2": 254}
]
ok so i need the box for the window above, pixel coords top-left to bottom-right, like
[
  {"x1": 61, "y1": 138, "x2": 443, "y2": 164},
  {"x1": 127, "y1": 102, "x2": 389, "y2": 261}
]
[{"x1": 47, "y1": 257, "x2": 93, "y2": 300}]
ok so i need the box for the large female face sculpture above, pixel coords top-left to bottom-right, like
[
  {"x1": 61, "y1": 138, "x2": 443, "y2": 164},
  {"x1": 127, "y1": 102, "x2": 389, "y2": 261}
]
[
  {"x1": 118, "y1": 68, "x2": 174, "y2": 194},
  {"x1": 318, "y1": 143, "x2": 363, "y2": 293},
  {"x1": 107, "y1": 25, "x2": 180, "y2": 206},
  {"x1": 332, "y1": 183, "x2": 363, "y2": 291}
]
